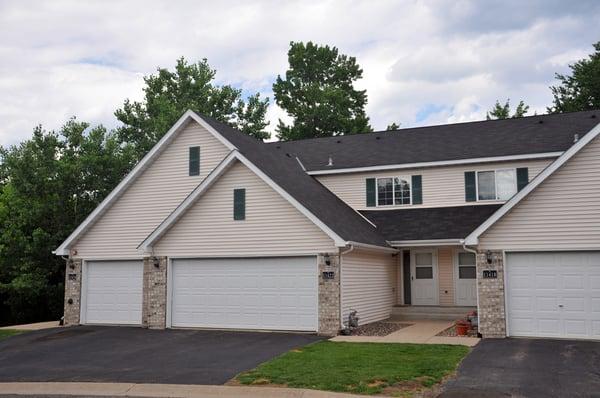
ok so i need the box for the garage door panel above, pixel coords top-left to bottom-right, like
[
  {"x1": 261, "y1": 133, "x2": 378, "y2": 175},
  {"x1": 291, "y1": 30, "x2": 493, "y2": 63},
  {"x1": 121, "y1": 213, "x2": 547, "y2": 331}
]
[
  {"x1": 507, "y1": 252, "x2": 600, "y2": 339},
  {"x1": 171, "y1": 257, "x2": 317, "y2": 331},
  {"x1": 85, "y1": 261, "x2": 143, "y2": 325}
]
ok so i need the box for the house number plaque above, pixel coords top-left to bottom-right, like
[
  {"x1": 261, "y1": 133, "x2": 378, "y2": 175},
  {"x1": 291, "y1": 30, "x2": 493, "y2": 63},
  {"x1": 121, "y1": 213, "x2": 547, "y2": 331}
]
[
  {"x1": 482, "y1": 270, "x2": 497, "y2": 279},
  {"x1": 322, "y1": 271, "x2": 335, "y2": 280}
]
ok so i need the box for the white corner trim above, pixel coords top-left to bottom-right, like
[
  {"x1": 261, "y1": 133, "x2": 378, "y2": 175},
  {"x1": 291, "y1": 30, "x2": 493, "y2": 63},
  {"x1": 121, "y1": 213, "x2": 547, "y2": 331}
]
[
  {"x1": 54, "y1": 110, "x2": 237, "y2": 256},
  {"x1": 390, "y1": 239, "x2": 463, "y2": 247},
  {"x1": 138, "y1": 151, "x2": 239, "y2": 251},
  {"x1": 306, "y1": 152, "x2": 563, "y2": 175},
  {"x1": 464, "y1": 122, "x2": 600, "y2": 245}
]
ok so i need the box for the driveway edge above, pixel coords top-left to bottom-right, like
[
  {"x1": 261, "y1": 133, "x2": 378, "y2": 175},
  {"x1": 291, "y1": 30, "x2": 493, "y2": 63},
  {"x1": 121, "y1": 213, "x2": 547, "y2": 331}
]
[{"x1": 0, "y1": 382, "x2": 361, "y2": 398}]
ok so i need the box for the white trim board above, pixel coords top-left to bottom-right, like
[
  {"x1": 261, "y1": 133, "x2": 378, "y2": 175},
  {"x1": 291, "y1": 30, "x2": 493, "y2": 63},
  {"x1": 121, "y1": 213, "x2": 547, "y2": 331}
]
[
  {"x1": 54, "y1": 110, "x2": 237, "y2": 256},
  {"x1": 464, "y1": 122, "x2": 600, "y2": 245},
  {"x1": 307, "y1": 152, "x2": 563, "y2": 176}
]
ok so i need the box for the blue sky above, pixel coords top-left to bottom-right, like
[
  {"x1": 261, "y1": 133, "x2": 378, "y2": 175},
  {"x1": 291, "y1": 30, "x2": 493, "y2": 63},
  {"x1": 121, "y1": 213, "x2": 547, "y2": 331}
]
[{"x1": 1, "y1": 0, "x2": 600, "y2": 146}]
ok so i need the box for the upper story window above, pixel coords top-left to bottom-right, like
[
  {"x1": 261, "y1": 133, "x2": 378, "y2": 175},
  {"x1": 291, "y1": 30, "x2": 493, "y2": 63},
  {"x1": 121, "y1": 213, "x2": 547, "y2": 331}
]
[
  {"x1": 366, "y1": 175, "x2": 421, "y2": 207},
  {"x1": 189, "y1": 146, "x2": 200, "y2": 176},
  {"x1": 465, "y1": 167, "x2": 528, "y2": 202}
]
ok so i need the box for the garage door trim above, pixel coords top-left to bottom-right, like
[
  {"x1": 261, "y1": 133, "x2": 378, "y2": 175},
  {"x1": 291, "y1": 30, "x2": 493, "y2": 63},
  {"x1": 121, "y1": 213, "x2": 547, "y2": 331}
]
[
  {"x1": 166, "y1": 256, "x2": 319, "y2": 331},
  {"x1": 80, "y1": 259, "x2": 144, "y2": 325}
]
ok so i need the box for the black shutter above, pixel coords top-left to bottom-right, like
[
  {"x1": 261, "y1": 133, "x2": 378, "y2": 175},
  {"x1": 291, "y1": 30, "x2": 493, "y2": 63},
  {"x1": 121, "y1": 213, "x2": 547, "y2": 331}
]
[
  {"x1": 465, "y1": 171, "x2": 476, "y2": 202},
  {"x1": 189, "y1": 146, "x2": 200, "y2": 176},
  {"x1": 411, "y1": 175, "x2": 422, "y2": 204},
  {"x1": 233, "y1": 189, "x2": 246, "y2": 220},
  {"x1": 366, "y1": 178, "x2": 376, "y2": 207},
  {"x1": 516, "y1": 167, "x2": 529, "y2": 191}
]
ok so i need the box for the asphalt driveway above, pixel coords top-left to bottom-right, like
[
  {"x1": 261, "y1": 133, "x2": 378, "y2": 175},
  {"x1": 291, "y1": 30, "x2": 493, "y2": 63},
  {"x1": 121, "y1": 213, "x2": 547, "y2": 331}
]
[
  {"x1": 440, "y1": 338, "x2": 600, "y2": 398},
  {"x1": 0, "y1": 326, "x2": 322, "y2": 385}
]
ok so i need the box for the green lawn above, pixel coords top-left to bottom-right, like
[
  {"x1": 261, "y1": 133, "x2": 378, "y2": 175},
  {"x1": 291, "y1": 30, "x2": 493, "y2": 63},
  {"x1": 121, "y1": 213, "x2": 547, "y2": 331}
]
[
  {"x1": 237, "y1": 341, "x2": 469, "y2": 395},
  {"x1": 0, "y1": 329, "x2": 24, "y2": 341}
]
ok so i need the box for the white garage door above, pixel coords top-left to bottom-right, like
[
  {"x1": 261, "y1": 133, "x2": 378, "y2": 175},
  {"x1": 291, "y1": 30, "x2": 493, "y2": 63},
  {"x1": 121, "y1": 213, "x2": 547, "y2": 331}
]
[
  {"x1": 506, "y1": 252, "x2": 600, "y2": 339},
  {"x1": 84, "y1": 260, "x2": 143, "y2": 325},
  {"x1": 170, "y1": 257, "x2": 317, "y2": 331}
]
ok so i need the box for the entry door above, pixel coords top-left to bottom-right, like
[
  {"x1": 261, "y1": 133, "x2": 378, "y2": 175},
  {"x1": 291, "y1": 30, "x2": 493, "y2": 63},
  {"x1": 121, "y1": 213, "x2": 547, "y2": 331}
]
[
  {"x1": 455, "y1": 252, "x2": 477, "y2": 306},
  {"x1": 411, "y1": 250, "x2": 438, "y2": 305}
]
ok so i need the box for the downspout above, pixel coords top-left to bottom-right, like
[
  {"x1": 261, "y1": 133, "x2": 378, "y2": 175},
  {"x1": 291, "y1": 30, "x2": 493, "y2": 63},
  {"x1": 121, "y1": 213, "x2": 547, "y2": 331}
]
[
  {"x1": 338, "y1": 244, "x2": 355, "y2": 329},
  {"x1": 460, "y1": 239, "x2": 480, "y2": 334}
]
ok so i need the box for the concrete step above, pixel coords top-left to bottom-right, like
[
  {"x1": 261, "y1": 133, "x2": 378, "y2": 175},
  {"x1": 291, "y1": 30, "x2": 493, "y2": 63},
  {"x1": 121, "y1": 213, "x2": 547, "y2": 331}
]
[{"x1": 391, "y1": 306, "x2": 475, "y2": 321}]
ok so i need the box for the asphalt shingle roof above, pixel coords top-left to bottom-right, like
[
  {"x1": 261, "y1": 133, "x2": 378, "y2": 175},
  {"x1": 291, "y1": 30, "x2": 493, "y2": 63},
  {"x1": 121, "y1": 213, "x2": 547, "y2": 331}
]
[
  {"x1": 360, "y1": 205, "x2": 503, "y2": 241},
  {"x1": 269, "y1": 110, "x2": 600, "y2": 171}
]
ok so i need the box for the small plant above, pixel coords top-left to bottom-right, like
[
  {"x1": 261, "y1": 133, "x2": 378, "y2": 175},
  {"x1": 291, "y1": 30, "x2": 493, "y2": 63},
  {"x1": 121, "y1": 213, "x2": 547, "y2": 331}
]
[{"x1": 455, "y1": 319, "x2": 470, "y2": 336}]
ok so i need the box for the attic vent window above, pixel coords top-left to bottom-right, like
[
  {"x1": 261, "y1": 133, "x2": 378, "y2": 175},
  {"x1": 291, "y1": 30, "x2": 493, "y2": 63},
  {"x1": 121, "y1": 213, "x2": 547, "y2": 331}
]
[{"x1": 189, "y1": 146, "x2": 200, "y2": 176}]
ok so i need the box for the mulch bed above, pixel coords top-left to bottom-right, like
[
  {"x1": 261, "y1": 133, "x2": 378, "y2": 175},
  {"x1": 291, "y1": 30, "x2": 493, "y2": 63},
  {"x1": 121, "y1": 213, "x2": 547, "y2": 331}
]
[
  {"x1": 436, "y1": 325, "x2": 479, "y2": 337},
  {"x1": 350, "y1": 320, "x2": 412, "y2": 336}
]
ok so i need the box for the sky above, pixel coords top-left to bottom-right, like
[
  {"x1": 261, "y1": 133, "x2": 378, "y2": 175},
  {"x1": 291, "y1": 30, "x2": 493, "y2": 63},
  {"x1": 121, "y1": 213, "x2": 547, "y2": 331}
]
[{"x1": 1, "y1": 0, "x2": 600, "y2": 146}]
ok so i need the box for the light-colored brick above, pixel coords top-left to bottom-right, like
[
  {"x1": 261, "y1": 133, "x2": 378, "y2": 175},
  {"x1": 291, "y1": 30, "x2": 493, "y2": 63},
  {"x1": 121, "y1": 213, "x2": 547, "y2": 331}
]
[
  {"x1": 63, "y1": 258, "x2": 82, "y2": 326},
  {"x1": 476, "y1": 250, "x2": 506, "y2": 338},
  {"x1": 318, "y1": 253, "x2": 340, "y2": 336},
  {"x1": 142, "y1": 256, "x2": 167, "y2": 329}
]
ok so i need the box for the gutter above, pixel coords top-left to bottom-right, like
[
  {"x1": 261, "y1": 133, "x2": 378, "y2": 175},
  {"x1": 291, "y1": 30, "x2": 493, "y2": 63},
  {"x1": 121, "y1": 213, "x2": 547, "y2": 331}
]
[{"x1": 344, "y1": 241, "x2": 398, "y2": 253}]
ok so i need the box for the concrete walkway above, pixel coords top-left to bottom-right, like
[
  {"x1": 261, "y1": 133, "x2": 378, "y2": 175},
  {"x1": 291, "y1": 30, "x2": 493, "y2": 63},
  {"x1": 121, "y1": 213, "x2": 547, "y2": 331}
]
[
  {"x1": 0, "y1": 382, "x2": 360, "y2": 398},
  {"x1": 331, "y1": 320, "x2": 479, "y2": 347},
  {"x1": 0, "y1": 321, "x2": 60, "y2": 331}
]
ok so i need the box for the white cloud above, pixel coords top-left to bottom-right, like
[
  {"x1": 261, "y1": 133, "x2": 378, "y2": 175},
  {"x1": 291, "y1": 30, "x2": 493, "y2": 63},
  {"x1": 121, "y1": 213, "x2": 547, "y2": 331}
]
[{"x1": 0, "y1": 0, "x2": 599, "y2": 146}]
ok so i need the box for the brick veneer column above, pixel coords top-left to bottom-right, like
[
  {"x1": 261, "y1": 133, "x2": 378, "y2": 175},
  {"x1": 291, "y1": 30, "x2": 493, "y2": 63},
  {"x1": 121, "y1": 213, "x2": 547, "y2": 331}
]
[
  {"x1": 142, "y1": 256, "x2": 168, "y2": 329},
  {"x1": 63, "y1": 258, "x2": 82, "y2": 326},
  {"x1": 477, "y1": 250, "x2": 506, "y2": 338},
  {"x1": 318, "y1": 253, "x2": 340, "y2": 336}
]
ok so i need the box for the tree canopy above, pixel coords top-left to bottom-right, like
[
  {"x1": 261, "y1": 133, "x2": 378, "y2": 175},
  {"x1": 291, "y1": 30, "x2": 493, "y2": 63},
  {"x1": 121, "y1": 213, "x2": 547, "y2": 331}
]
[
  {"x1": 115, "y1": 57, "x2": 269, "y2": 158},
  {"x1": 0, "y1": 119, "x2": 134, "y2": 325},
  {"x1": 273, "y1": 41, "x2": 372, "y2": 141},
  {"x1": 548, "y1": 41, "x2": 600, "y2": 113},
  {"x1": 486, "y1": 99, "x2": 530, "y2": 120}
]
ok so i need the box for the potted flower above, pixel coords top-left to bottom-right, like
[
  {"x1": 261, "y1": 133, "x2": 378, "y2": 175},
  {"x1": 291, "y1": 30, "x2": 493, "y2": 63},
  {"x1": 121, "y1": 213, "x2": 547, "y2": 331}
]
[{"x1": 455, "y1": 319, "x2": 470, "y2": 336}]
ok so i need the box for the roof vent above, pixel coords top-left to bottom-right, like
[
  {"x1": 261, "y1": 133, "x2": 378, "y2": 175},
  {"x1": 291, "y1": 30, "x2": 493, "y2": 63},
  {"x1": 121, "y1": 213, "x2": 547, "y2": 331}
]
[
  {"x1": 574, "y1": 133, "x2": 580, "y2": 143},
  {"x1": 375, "y1": 136, "x2": 381, "y2": 140},
  {"x1": 336, "y1": 140, "x2": 341, "y2": 143},
  {"x1": 276, "y1": 145, "x2": 281, "y2": 149},
  {"x1": 538, "y1": 120, "x2": 544, "y2": 124},
  {"x1": 285, "y1": 153, "x2": 291, "y2": 158},
  {"x1": 327, "y1": 155, "x2": 333, "y2": 167},
  {"x1": 592, "y1": 114, "x2": 597, "y2": 119}
]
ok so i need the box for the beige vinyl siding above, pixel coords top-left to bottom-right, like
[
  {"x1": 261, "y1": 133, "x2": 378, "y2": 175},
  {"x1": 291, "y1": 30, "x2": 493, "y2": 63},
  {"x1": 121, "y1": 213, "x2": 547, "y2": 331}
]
[
  {"x1": 153, "y1": 161, "x2": 337, "y2": 256},
  {"x1": 479, "y1": 135, "x2": 600, "y2": 250},
  {"x1": 316, "y1": 158, "x2": 553, "y2": 210},
  {"x1": 73, "y1": 121, "x2": 231, "y2": 259},
  {"x1": 341, "y1": 249, "x2": 396, "y2": 325},
  {"x1": 438, "y1": 247, "x2": 455, "y2": 306}
]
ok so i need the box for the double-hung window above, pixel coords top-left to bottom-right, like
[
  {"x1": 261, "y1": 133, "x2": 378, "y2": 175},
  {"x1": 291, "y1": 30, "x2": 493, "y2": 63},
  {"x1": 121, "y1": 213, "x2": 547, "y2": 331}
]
[
  {"x1": 377, "y1": 177, "x2": 411, "y2": 206},
  {"x1": 477, "y1": 169, "x2": 517, "y2": 201}
]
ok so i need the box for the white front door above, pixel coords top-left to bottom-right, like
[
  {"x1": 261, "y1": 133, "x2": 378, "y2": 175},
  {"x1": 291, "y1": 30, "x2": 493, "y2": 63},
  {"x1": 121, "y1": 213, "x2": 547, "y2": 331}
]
[
  {"x1": 83, "y1": 260, "x2": 143, "y2": 325},
  {"x1": 411, "y1": 250, "x2": 438, "y2": 305},
  {"x1": 455, "y1": 251, "x2": 478, "y2": 306},
  {"x1": 506, "y1": 251, "x2": 600, "y2": 339},
  {"x1": 170, "y1": 257, "x2": 318, "y2": 331}
]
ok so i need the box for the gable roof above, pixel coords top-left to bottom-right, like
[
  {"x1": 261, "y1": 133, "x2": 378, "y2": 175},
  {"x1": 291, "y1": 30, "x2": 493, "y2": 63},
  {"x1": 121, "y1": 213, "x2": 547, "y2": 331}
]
[
  {"x1": 361, "y1": 204, "x2": 502, "y2": 244},
  {"x1": 270, "y1": 110, "x2": 600, "y2": 173},
  {"x1": 464, "y1": 121, "x2": 600, "y2": 245},
  {"x1": 54, "y1": 110, "x2": 237, "y2": 256}
]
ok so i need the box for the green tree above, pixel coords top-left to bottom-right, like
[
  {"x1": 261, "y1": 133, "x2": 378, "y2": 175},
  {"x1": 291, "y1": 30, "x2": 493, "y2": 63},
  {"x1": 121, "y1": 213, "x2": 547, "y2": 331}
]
[
  {"x1": 0, "y1": 119, "x2": 133, "y2": 325},
  {"x1": 486, "y1": 99, "x2": 530, "y2": 120},
  {"x1": 386, "y1": 122, "x2": 400, "y2": 130},
  {"x1": 549, "y1": 41, "x2": 600, "y2": 113},
  {"x1": 273, "y1": 41, "x2": 372, "y2": 141},
  {"x1": 116, "y1": 57, "x2": 269, "y2": 158}
]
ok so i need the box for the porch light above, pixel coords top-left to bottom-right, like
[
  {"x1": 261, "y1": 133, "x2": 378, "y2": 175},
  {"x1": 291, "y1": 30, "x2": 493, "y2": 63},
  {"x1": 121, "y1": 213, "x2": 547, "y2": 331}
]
[
  {"x1": 324, "y1": 254, "x2": 331, "y2": 266},
  {"x1": 486, "y1": 250, "x2": 493, "y2": 264},
  {"x1": 152, "y1": 256, "x2": 160, "y2": 268}
]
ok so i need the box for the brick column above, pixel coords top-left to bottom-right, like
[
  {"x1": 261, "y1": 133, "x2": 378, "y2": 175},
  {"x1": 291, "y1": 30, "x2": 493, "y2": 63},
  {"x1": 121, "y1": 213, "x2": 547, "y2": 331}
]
[
  {"x1": 477, "y1": 250, "x2": 506, "y2": 338},
  {"x1": 318, "y1": 253, "x2": 340, "y2": 336},
  {"x1": 63, "y1": 258, "x2": 82, "y2": 326},
  {"x1": 142, "y1": 256, "x2": 168, "y2": 329}
]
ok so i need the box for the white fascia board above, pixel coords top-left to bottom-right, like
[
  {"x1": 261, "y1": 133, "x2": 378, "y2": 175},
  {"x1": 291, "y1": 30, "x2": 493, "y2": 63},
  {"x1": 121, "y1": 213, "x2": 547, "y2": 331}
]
[
  {"x1": 233, "y1": 152, "x2": 348, "y2": 247},
  {"x1": 54, "y1": 110, "x2": 237, "y2": 256},
  {"x1": 138, "y1": 151, "x2": 239, "y2": 252},
  {"x1": 390, "y1": 239, "x2": 463, "y2": 247},
  {"x1": 345, "y1": 241, "x2": 398, "y2": 253},
  {"x1": 464, "y1": 122, "x2": 600, "y2": 245},
  {"x1": 306, "y1": 152, "x2": 563, "y2": 176}
]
